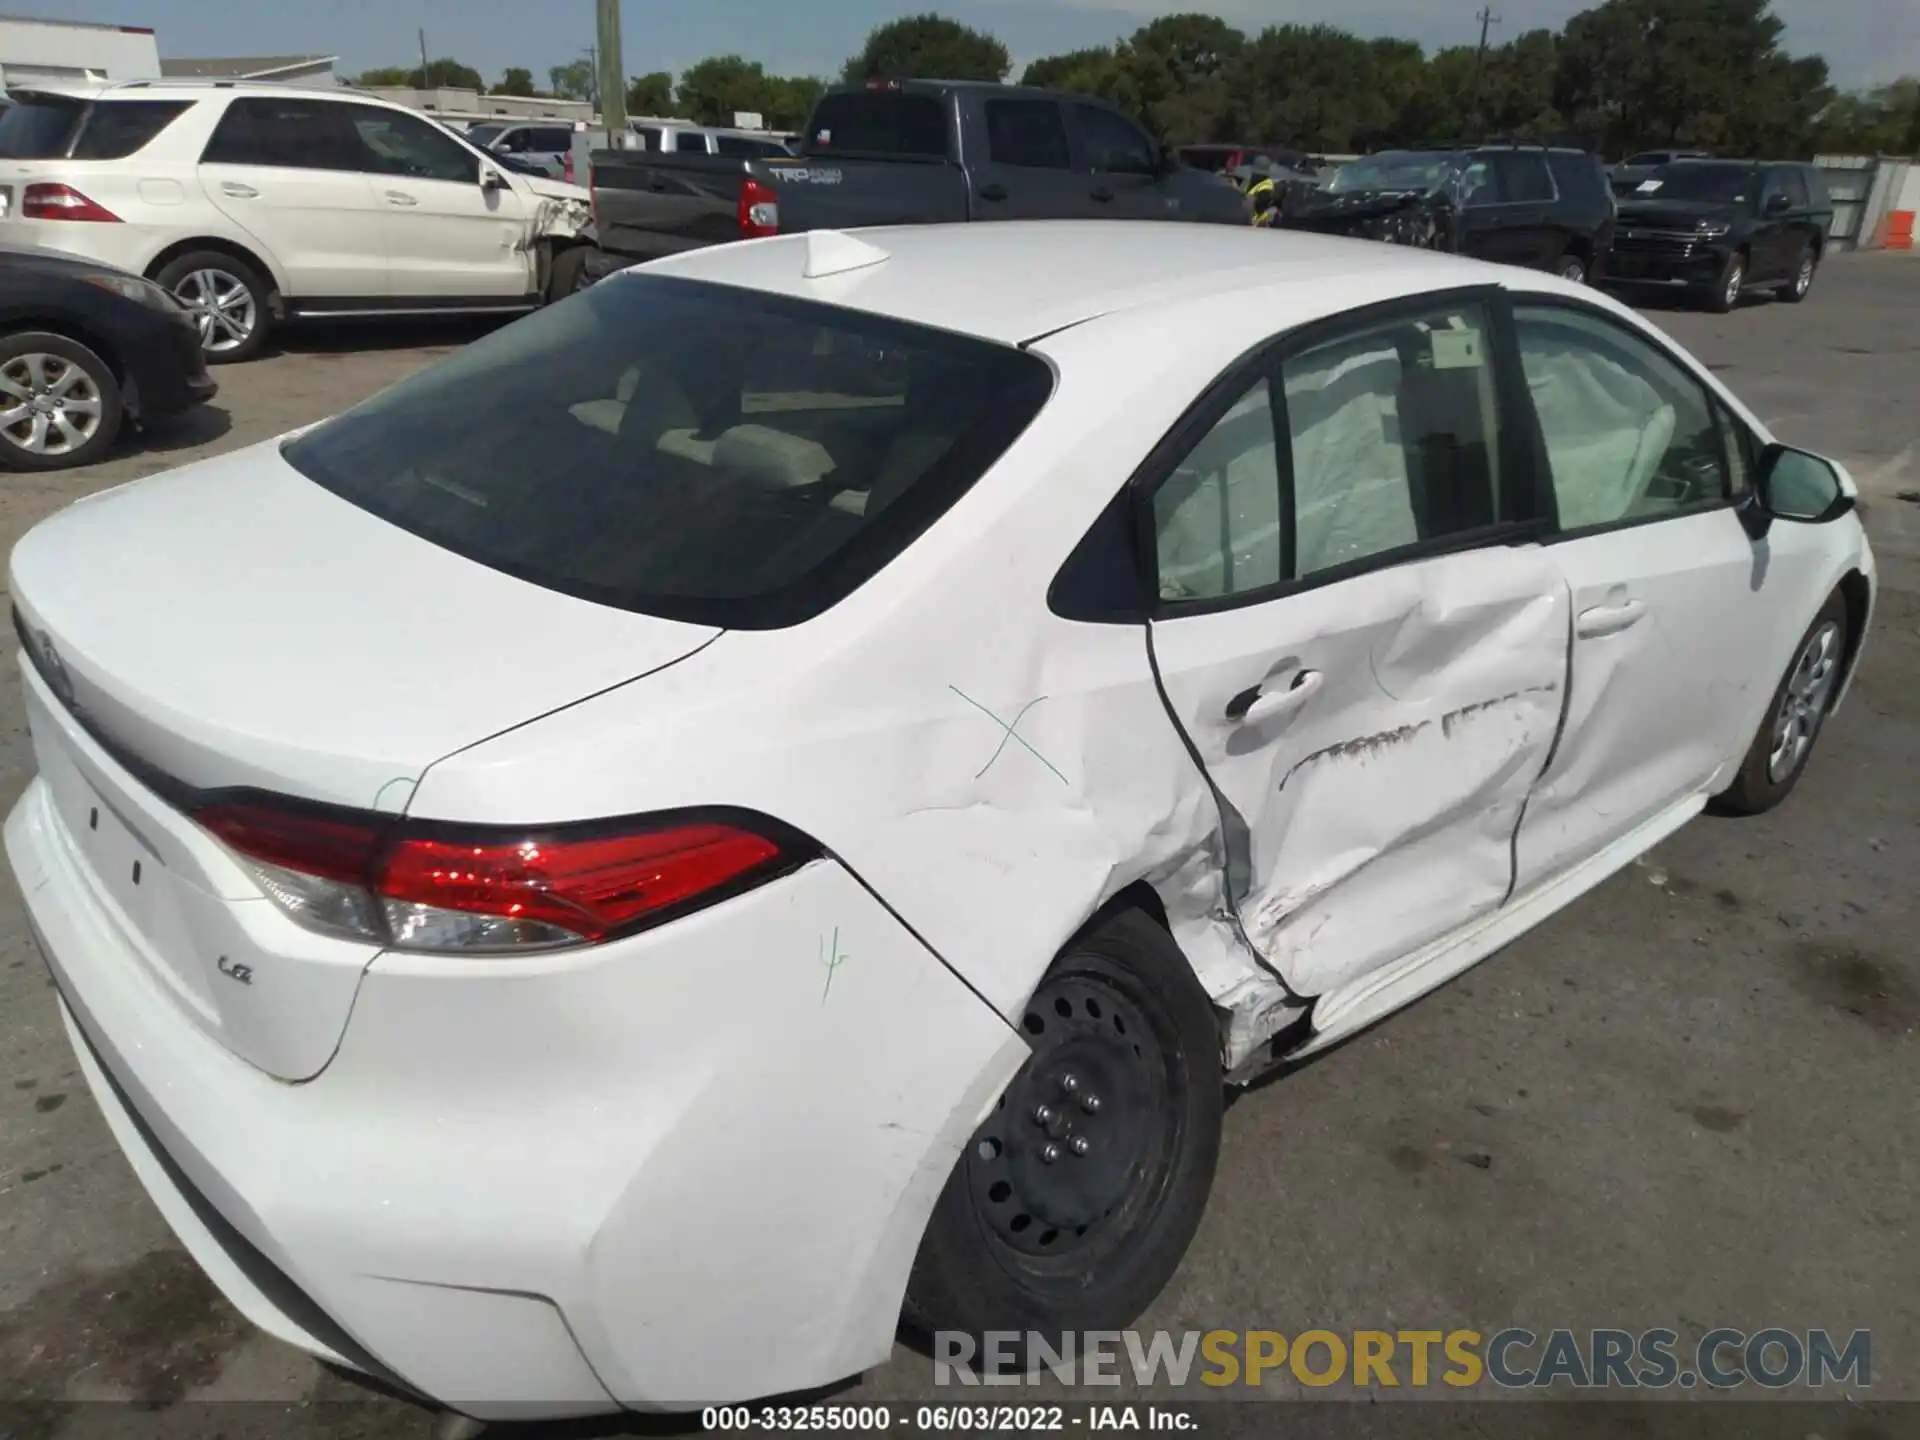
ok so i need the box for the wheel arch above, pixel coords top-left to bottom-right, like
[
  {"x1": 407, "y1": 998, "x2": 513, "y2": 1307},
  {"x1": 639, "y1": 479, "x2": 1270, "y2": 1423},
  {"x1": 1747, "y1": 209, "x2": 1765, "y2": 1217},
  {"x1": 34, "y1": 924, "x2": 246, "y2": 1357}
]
[
  {"x1": 144, "y1": 237, "x2": 285, "y2": 302},
  {"x1": 0, "y1": 315, "x2": 126, "y2": 390},
  {"x1": 1834, "y1": 567, "x2": 1873, "y2": 705}
]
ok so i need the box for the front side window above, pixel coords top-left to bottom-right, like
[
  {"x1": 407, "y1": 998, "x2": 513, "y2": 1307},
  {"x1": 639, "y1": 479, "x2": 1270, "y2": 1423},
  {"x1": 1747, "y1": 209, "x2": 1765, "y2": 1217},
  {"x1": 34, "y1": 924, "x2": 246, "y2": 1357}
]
[
  {"x1": 281, "y1": 275, "x2": 1053, "y2": 628},
  {"x1": 1515, "y1": 305, "x2": 1728, "y2": 531},
  {"x1": 1074, "y1": 104, "x2": 1155, "y2": 175},
  {"x1": 531, "y1": 128, "x2": 572, "y2": 152},
  {"x1": 1151, "y1": 298, "x2": 1511, "y2": 601},
  {"x1": 671, "y1": 130, "x2": 708, "y2": 152},
  {"x1": 635, "y1": 126, "x2": 663, "y2": 150},
  {"x1": 984, "y1": 100, "x2": 1072, "y2": 170},
  {"x1": 201, "y1": 97, "x2": 366, "y2": 170},
  {"x1": 348, "y1": 106, "x2": 479, "y2": 183}
]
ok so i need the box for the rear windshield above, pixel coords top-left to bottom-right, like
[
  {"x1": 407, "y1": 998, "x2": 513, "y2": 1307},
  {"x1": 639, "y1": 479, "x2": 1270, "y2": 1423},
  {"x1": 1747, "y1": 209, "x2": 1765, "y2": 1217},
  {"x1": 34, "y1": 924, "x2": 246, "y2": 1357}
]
[
  {"x1": 807, "y1": 92, "x2": 947, "y2": 158},
  {"x1": 281, "y1": 275, "x2": 1053, "y2": 628},
  {"x1": 1639, "y1": 163, "x2": 1756, "y2": 203},
  {"x1": 0, "y1": 97, "x2": 190, "y2": 159},
  {"x1": 0, "y1": 97, "x2": 84, "y2": 157}
]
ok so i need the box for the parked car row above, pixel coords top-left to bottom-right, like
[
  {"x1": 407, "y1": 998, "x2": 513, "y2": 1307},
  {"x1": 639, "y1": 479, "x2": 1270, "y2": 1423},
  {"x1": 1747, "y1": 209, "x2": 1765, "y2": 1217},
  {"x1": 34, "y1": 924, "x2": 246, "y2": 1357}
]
[{"x1": 0, "y1": 78, "x2": 602, "y2": 363}]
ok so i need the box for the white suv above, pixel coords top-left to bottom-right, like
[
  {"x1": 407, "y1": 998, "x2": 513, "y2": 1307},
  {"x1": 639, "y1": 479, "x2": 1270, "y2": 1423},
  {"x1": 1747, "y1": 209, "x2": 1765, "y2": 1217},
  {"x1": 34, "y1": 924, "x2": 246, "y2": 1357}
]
[{"x1": 0, "y1": 81, "x2": 598, "y2": 362}]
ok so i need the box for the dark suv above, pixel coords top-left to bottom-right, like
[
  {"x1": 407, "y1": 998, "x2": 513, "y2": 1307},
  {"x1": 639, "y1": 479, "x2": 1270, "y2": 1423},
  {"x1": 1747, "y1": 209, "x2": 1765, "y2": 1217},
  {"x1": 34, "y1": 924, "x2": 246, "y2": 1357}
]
[
  {"x1": 1280, "y1": 143, "x2": 1616, "y2": 282},
  {"x1": 1609, "y1": 160, "x2": 1834, "y2": 312}
]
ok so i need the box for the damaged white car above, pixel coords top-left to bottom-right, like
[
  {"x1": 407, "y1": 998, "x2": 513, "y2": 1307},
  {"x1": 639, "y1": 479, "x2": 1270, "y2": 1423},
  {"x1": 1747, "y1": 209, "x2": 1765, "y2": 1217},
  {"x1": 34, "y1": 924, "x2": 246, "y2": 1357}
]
[
  {"x1": 5, "y1": 222, "x2": 1874, "y2": 1418},
  {"x1": 0, "y1": 81, "x2": 599, "y2": 362}
]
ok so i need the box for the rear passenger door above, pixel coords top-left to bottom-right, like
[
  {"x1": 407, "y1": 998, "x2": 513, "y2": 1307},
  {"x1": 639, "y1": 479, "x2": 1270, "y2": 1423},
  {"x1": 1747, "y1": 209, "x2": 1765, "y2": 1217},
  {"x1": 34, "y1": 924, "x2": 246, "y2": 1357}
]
[
  {"x1": 1462, "y1": 152, "x2": 1560, "y2": 269},
  {"x1": 970, "y1": 97, "x2": 1089, "y2": 218},
  {"x1": 1145, "y1": 291, "x2": 1570, "y2": 998},
  {"x1": 1753, "y1": 168, "x2": 1798, "y2": 280},
  {"x1": 1067, "y1": 102, "x2": 1167, "y2": 219},
  {"x1": 197, "y1": 96, "x2": 390, "y2": 299}
]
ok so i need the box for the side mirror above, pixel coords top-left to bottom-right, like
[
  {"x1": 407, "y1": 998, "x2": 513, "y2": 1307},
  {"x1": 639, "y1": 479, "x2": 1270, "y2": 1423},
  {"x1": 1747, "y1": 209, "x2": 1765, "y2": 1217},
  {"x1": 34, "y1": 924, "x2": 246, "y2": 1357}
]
[
  {"x1": 1740, "y1": 444, "x2": 1853, "y2": 538},
  {"x1": 1765, "y1": 192, "x2": 1792, "y2": 215},
  {"x1": 481, "y1": 168, "x2": 507, "y2": 192}
]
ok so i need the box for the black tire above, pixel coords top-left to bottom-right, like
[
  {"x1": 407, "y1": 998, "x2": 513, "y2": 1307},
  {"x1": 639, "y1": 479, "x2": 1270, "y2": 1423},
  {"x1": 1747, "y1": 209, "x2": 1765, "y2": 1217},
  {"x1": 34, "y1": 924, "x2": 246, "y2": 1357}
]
[
  {"x1": 0, "y1": 331, "x2": 124, "y2": 472},
  {"x1": 1705, "y1": 250, "x2": 1747, "y2": 313},
  {"x1": 152, "y1": 250, "x2": 271, "y2": 363},
  {"x1": 904, "y1": 910, "x2": 1222, "y2": 1349},
  {"x1": 1712, "y1": 589, "x2": 1848, "y2": 816},
  {"x1": 1781, "y1": 243, "x2": 1817, "y2": 304},
  {"x1": 1556, "y1": 249, "x2": 1589, "y2": 284},
  {"x1": 547, "y1": 244, "x2": 590, "y2": 303}
]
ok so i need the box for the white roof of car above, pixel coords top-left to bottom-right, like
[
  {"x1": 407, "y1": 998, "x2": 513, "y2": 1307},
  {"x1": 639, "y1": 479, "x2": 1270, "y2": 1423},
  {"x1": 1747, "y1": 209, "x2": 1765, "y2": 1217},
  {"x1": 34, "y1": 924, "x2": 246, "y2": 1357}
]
[{"x1": 640, "y1": 221, "x2": 1507, "y2": 346}]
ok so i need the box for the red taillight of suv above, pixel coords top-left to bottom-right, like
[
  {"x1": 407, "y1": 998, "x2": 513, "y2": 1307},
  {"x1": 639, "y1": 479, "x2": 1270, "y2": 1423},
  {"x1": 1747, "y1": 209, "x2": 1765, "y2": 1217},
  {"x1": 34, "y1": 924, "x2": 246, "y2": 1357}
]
[
  {"x1": 194, "y1": 798, "x2": 802, "y2": 954},
  {"x1": 738, "y1": 178, "x2": 780, "y2": 238},
  {"x1": 21, "y1": 184, "x2": 121, "y2": 222}
]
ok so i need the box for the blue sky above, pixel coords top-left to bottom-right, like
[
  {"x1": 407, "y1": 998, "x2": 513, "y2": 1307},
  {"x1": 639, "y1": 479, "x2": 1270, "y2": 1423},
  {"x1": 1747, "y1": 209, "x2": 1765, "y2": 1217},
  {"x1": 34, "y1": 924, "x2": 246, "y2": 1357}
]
[{"x1": 37, "y1": 0, "x2": 1920, "y2": 88}]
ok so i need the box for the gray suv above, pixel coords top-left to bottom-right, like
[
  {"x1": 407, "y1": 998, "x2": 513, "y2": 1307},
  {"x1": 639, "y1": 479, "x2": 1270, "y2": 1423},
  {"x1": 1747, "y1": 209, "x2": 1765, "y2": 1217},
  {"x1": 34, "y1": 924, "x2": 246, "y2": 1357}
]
[{"x1": 467, "y1": 121, "x2": 576, "y2": 179}]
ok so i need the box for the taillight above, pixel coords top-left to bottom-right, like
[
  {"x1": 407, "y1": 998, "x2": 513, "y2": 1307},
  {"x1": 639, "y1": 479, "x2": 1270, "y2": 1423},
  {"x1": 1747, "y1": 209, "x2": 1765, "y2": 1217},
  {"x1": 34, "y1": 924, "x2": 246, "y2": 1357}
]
[
  {"x1": 195, "y1": 798, "x2": 800, "y2": 955},
  {"x1": 739, "y1": 177, "x2": 779, "y2": 238},
  {"x1": 22, "y1": 183, "x2": 120, "y2": 222},
  {"x1": 563, "y1": 150, "x2": 574, "y2": 184}
]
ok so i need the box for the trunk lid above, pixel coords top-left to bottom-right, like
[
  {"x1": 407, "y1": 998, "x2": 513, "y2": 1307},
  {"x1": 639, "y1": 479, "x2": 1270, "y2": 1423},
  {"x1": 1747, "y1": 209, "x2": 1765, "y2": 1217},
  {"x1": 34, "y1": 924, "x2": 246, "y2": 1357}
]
[{"x1": 11, "y1": 441, "x2": 718, "y2": 1080}]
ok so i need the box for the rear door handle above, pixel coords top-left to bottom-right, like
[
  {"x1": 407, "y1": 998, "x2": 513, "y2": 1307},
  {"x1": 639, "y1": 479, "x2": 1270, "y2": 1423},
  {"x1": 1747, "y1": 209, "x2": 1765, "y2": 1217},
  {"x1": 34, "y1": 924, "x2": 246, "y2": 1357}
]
[
  {"x1": 977, "y1": 183, "x2": 1008, "y2": 202},
  {"x1": 384, "y1": 190, "x2": 419, "y2": 207},
  {"x1": 1227, "y1": 669, "x2": 1323, "y2": 724},
  {"x1": 1576, "y1": 599, "x2": 1648, "y2": 638},
  {"x1": 219, "y1": 182, "x2": 259, "y2": 199}
]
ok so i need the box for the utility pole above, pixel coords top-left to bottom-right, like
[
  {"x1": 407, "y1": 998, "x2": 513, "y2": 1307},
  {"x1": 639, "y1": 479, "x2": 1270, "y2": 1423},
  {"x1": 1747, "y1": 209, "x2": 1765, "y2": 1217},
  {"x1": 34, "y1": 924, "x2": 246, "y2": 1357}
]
[
  {"x1": 595, "y1": 0, "x2": 627, "y2": 137},
  {"x1": 416, "y1": 27, "x2": 430, "y2": 87},
  {"x1": 1467, "y1": 7, "x2": 1501, "y2": 138}
]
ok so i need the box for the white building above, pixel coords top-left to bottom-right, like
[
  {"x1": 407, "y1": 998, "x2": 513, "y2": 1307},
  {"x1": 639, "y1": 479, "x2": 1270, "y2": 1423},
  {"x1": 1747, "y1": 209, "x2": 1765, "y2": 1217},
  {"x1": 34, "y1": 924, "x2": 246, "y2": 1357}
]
[
  {"x1": 159, "y1": 54, "x2": 338, "y2": 86},
  {"x1": 360, "y1": 85, "x2": 593, "y2": 126},
  {"x1": 0, "y1": 14, "x2": 160, "y2": 88}
]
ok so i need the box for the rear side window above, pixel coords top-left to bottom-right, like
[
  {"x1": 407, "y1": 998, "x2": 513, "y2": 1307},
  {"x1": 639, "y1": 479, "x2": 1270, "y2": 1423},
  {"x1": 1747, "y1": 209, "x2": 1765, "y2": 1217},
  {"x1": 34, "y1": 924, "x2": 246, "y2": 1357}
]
[
  {"x1": 1490, "y1": 152, "x2": 1555, "y2": 203},
  {"x1": 1546, "y1": 151, "x2": 1605, "y2": 204},
  {"x1": 670, "y1": 130, "x2": 708, "y2": 152},
  {"x1": 1782, "y1": 167, "x2": 1811, "y2": 207},
  {"x1": 807, "y1": 93, "x2": 947, "y2": 157},
  {"x1": 281, "y1": 275, "x2": 1054, "y2": 628},
  {"x1": 0, "y1": 97, "x2": 86, "y2": 158},
  {"x1": 1074, "y1": 104, "x2": 1155, "y2": 175},
  {"x1": 70, "y1": 100, "x2": 193, "y2": 159},
  {"x1": 202, "y1": 97, "x2": 366, "y2": 170},
  {"x1": 530, "y1": 127, "x2": 572, "y2": 151},
  {"x1": 1152, "y1": 298, "x2": 1510, "y2": 600},
  {"x1": 985, "y1": 100, "x2": 1071, "y2": 170},
  {"x1": 716, "y1": 134, "x2": 785, "y2": 157},
  {"x1": 1802, "y1": 167, "x2": 1830, "y2": 207}
]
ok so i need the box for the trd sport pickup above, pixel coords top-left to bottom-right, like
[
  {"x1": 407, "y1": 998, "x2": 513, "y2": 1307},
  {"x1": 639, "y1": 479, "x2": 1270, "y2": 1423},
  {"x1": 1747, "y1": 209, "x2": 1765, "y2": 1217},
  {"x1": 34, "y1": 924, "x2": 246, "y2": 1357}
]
[{"x1": 584, "y1": 78, "x2": 1248, "y2": 276}]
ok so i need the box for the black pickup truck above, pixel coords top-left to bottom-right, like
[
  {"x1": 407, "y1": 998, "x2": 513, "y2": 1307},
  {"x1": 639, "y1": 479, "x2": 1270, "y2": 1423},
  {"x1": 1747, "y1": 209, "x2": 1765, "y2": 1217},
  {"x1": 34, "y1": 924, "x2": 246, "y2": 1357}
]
[{"x1": 585, "y1": 78, "x2": 1248, "y2": 275}]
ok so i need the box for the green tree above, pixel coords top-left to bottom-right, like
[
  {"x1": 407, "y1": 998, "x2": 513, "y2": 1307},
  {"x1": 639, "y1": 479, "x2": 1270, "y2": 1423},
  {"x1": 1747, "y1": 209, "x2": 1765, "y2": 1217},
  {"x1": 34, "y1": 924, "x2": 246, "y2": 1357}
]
[
  {"x1": 626, "y1": 71, "x2": 673, "y2": 116},
  {"x1": 1020, "y1": 47, "x2": 1115, "y2": 91},
  {"x1": 356, "y1": 66, "x2": 413, "y2": 88},
  {"x1": 676, "y1": 55, "x2": 770, "y2": 125},
  {"x1": 495, "y1": 67, "x2": 537, "y2": 97},
  {"x1": 407, "y1": 58, "x2": 484, "y2": 91},
  {"x1": 1819, "y1": 77, "x2": 1920, "y2": 154},
  {"x1": 549, "y1": 58, "x2": 595, "y2": 101},
  {"x1": 763, "y1": 74, "x2": 827, "y2": 130},
  {"x1": 841, "y1": 14, "x2": 1009, "y2": 83}
]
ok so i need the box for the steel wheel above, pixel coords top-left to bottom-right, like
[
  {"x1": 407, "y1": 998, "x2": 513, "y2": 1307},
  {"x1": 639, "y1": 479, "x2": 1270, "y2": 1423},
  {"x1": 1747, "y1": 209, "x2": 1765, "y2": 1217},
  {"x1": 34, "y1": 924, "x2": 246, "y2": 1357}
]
[
  {"x1": 173, "y1": 266, "x2": 258, "y2": 354},
  {"x1": 1558, "y1": 254, "x2": 1587, "y2": 283},
  {"x1": 1767, "y1": 618, "x2": 1841, "y2": 783},
  {"x1": 0, "y1": 351, "x2": 106, "y2": 459},
  {"x1": 966, "y1": 972, "x2": 1175, "y2": 1266}
]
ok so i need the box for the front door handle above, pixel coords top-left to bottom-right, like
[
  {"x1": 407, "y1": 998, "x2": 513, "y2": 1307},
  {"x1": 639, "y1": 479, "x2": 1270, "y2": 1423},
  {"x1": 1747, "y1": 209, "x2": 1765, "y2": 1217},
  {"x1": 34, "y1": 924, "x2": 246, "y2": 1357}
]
[
  {"x1": 1576, "y1": 598, "x2": 1648, "y2": 638},
  {"x1": 1227, "y1": 669, "x2": 1323, "y2": 724},
  {"x1": 977, "y1": 182, "x2": 1008, "y2": 202},
  {"x1": 219, "y1": 182, "x2": 259, "y2": 199},
  {"x1": 384, "y1": 190, "x2": 419, "y2": 207}
]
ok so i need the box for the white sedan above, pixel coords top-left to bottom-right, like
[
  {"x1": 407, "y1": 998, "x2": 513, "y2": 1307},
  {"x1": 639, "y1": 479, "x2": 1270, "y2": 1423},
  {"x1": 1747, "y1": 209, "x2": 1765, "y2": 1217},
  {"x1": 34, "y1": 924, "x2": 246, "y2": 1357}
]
[{"x1": 5, "y1": 222, "x2": 1874, "y2": 1418}]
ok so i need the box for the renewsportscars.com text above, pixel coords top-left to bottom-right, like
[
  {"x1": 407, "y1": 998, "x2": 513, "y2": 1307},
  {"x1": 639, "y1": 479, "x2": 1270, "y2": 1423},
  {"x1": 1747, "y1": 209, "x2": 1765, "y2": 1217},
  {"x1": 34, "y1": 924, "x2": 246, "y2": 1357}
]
[{"x1": 934, "y1": 1328, "x2": 1871, "y2": 1390}]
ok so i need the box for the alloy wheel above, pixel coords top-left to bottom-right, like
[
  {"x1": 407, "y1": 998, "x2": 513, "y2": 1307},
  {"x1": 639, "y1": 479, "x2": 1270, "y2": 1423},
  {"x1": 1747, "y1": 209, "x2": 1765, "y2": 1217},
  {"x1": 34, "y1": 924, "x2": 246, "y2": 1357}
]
[
  {"x1": 1724, "y1": 261, "x2": 1745, "y2": 310},
  {"x1": 1768, "y1": 619, "x2": 1841, "y2": 783},
  {"x1": 0, "y1": 352, "x2": 105, "y2": 458},
  {"x1": 173, "y1": 267, "x2": 258, "y2": 354},
  {"x1": 1795, "y1": 255, "x2": 1814, "y2": 296}
]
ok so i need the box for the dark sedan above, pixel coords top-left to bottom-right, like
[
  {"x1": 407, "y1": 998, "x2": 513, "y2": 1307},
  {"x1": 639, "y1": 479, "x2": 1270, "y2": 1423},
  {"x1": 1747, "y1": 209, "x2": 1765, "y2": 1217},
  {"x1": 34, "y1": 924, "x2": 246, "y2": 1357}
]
[{"x1": 0, "y1": 244, "x2": 216, "y2": 471}]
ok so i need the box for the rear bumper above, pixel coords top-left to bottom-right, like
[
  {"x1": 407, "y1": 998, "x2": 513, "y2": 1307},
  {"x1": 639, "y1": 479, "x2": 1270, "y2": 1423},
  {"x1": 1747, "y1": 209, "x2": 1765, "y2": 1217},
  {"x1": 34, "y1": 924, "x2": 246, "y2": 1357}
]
[{"x1": 8, "y1": 778, "x2": 1027, "y2": 1415}]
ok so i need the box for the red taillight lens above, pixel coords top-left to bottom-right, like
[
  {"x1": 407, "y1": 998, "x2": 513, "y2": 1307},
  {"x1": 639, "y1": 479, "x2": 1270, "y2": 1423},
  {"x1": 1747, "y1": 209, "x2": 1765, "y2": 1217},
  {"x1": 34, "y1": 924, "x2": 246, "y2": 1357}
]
[
  {"x1": 738, "y1": 177, "x2": 779, "y2": 238},
  {"x1": 194, "y1": 798, "x2": 796, "y2": 954},
  {"x1": 563, "y1": 150, "x2": 575, "y2": 184},
  {"x1": 22, "y1": 183, "x2": 121, "y2": 222},
  {"x1": 381, "y1": 824, "x2": 781, "y2": 945}
]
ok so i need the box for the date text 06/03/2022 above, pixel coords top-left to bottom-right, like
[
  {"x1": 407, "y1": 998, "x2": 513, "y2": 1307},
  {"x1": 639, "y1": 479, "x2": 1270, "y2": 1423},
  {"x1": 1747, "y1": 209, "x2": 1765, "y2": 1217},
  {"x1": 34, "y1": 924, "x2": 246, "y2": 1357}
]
[{"x1": 700, "y1": 1404, "x2": 1195, "y2": 1431}]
